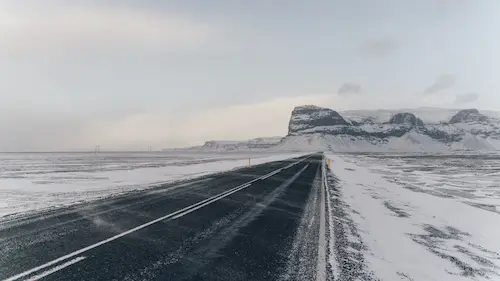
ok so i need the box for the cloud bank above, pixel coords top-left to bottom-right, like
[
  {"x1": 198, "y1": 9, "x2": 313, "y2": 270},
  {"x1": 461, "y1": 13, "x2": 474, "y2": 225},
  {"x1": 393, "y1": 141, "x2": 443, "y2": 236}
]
[
  {"x1": 0, "y1": 5, "x2": 216, "y2": 54},
  {"x1": 338, "y1": 83, "x2": 362, "y2": 96},
  {"x1": 423, "y1": 74, "x2": 456, "y2": 95},
  {"x1": 455, "y1": 93, "x2": 479, "y2": 104},
  {"x1": 360, "y1": 39, "x2": 395, "y2": 57}
]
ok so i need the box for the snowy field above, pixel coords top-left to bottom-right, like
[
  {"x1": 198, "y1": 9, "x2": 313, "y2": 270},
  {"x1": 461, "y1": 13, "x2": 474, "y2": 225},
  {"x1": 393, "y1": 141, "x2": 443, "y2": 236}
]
[
  {"x1": 325, "y1": 152, "x2": 500, "y2": 281},
  {"x1": 0, "y1": 151, "x2": 307, "y2": 219}
]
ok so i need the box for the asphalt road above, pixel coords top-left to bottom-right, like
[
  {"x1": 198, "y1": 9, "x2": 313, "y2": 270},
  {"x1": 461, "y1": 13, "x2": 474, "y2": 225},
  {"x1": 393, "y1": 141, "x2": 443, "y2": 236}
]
[{"x1": 0, "y1": 153, "x2": 325, "y2": 281}]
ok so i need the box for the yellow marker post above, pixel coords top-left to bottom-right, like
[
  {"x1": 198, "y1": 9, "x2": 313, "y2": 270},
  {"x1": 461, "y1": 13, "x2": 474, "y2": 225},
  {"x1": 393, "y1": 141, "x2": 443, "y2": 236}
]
[{"x1": 327, "y1": 159, "x2": 331, "y2": 169}]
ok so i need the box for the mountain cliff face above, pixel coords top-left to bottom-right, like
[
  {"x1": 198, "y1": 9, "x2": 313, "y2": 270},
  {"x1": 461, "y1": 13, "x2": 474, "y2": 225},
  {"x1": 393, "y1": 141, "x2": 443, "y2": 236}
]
[
  {"x1": 288, "y1": 105, "x2": 348, "y2": 135},
  {"x1": 388, "y1": 113, "x2": 425, "y2": 127},
  {"x1": 449, "y1": 109, "x2": 488, "y2": 124},
  {"x1": 277, "y1": 106, "x2": 500, "y2": 152}
]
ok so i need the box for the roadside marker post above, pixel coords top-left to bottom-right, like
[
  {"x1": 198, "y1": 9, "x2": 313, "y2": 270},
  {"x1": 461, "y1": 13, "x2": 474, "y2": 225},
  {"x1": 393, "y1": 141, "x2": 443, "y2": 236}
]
[
  {"x1": 327, "y1": 159, "x2": 331, "y2": 169},
  {"x1": 248, "y1": 158, "x2": 251, "y2": 167}
]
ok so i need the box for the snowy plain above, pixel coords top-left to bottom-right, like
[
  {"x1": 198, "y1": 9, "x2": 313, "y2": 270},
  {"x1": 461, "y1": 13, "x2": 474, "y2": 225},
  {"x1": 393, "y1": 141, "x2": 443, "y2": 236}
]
[
  {"x1": 0, "y1": 151, "x2": 307, "y2": 219},
  {"x1": 325, "y1": 152, "x2": 500, "y2": 281}
]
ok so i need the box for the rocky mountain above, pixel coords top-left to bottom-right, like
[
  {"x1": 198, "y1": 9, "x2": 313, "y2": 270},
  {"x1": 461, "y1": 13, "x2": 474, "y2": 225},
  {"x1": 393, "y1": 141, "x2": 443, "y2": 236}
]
[
  {"x1": 341, "y1": 107, "x2": 500, "y2": 124},
  {"x1": 170, "y1": 106, "x2": 500, "y2": 152},
  {"x1": 276, "y1": 105, "x2": 500, "y2": 152},
  {"x1": 449, "y1": 109, "x2": 488, "y2": 124},
  {"x1": 388, "y1": 113, "x2": 425, "y2": 127},
  {"x1": 288, "y1": 105, "x2": 349, "y2": 135}
]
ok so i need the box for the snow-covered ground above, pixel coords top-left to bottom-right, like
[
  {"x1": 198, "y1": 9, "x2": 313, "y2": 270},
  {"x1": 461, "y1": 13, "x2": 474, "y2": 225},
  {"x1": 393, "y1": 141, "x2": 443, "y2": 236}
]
[
  {"x1": 0, "y1": 152, "x2": 307, "y2": 219},
  {"x1": 325, "y1": 152, "x2": 500, "y2": 281}
]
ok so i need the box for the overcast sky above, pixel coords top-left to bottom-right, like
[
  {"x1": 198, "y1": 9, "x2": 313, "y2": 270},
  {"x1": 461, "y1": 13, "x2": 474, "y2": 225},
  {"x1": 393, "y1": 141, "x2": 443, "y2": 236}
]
[{"x1": 1, "y1": 0, "x2": 499, "y2": 151}]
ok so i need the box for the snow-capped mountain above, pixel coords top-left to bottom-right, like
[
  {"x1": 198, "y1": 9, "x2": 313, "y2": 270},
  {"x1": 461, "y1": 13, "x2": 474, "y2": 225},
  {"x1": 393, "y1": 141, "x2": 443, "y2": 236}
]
[
  {"x1": 276, "y1": 105, "x2": 500, "y2": 152},
  {"x1": 341, "y1": 107, "x2": 500, "y2": 124},
  {"x1": 169, "y1": 106, "x2": 500, "y2": 152},
  {"x1": 449, "y1": 108, "x2": 488, "y2": 124}
]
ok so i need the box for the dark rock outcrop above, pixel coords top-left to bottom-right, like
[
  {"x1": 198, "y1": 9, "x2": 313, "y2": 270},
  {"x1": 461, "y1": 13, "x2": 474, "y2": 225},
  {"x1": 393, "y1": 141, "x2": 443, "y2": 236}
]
[
  {"x1": 288, "y1": 105, "x2": 349, "y2": 135},
  {"x1": 389, "y1": 113, "x2": 425, "y2": 127},
  {"x1": 449, "y1": 109, "x2": 488, "y2": 124}
]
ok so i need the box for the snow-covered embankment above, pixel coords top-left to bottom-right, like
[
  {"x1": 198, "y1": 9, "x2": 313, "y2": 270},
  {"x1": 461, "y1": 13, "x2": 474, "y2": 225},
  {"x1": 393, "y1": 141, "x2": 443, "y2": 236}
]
[{"x1": 324, "y1": 153, "x2": 500, "y2": 281}]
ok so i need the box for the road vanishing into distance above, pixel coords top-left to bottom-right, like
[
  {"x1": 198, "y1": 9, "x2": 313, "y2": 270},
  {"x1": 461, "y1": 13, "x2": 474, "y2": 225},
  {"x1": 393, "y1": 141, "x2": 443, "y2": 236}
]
[{"x1": 0, "y1": 153, "x2": 327, "y2": 281}]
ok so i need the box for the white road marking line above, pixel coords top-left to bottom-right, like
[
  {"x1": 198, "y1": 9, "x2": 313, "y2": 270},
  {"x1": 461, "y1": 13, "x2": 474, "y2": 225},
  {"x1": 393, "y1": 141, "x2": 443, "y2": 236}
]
[
  {"x1": 2, "y1": 185, "x2": 251, "y2": 281},
  {"x1": 324, "y1": 155, "x2": 340, "y2": 280},
  {"x1": 24, "y1": 257, "x2": 86, "y2": 281},
  {"x1": 170, "y1": 183, "x2": 252, "y2": 220},
  {"x1": 260, "y1": 169, "x2": 282, "y2": 180},
  {"x1": 316, "y1": 155, "x2": 327, "y2": 281},
  {"x1": 2, "y1": 157, "x2": 311, "y2": 281},
  {"x1": 147, "y1": 178, "x2": 213, "y2": 195}
]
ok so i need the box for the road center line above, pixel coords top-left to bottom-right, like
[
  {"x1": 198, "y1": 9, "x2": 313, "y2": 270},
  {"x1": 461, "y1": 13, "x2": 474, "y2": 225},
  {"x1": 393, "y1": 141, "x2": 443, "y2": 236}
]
[
  {"x1": 260, "y1": 169, "x2": 282, "y2": 180},
  {"x1": 2, "y1": 156, "x2": 311, "y2": 281},
  {"x1": 170, "y1": 183, "x2": 252, "y2": 220},
  {"x1": 24, "y1": 257, "x2": 86, "y2": 281}
]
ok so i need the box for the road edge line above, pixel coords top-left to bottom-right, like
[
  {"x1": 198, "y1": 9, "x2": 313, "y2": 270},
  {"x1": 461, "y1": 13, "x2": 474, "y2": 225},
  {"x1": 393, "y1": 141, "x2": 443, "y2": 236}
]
[{"x1": 316, "y1": 153, "x2": 327, "y2": 281}]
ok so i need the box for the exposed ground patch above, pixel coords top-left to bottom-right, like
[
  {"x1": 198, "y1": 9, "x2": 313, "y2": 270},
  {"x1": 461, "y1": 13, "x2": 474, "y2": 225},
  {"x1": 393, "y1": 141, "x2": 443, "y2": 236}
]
[
  {"x1": 383, "y1": 201, "x2": 410, "y2": 218},
  {"x1": 409, "y1": 225, "x2": 499, "y2": 278}
]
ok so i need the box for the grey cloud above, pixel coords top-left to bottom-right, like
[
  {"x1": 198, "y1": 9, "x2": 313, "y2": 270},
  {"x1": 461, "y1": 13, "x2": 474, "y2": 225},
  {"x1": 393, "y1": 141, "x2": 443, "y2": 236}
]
[
  {"x1": 436, "y1": 0, "x2": 468, "y2": 11},
  {"x1": 360, "y1": 39, "x2": 395, "y2": 57},
  {"x1": 338, "y1": 83, "x2": 362, "y2": 95},
  {"x1": 423, "y1": 74, "x2": 456, "y2": 95},
  {"x1": 0, "y1": 5, "x2": 216, "y2": 54},
  {"x1": 455, "y1": 93, "x2": 479, "y2": 104}
]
